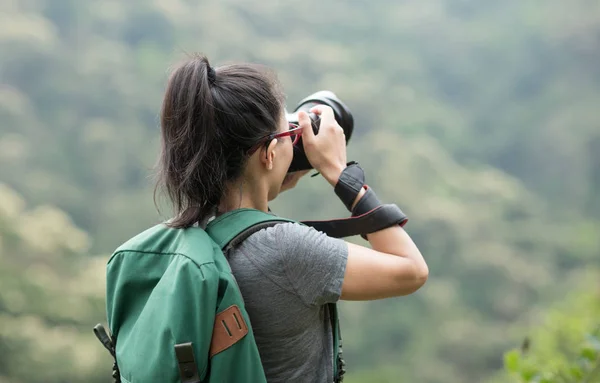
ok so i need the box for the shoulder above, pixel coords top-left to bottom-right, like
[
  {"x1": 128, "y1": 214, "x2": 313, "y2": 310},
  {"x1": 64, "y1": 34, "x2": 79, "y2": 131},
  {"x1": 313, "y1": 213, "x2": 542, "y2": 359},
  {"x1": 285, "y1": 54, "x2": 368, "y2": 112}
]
[
  {"x1": 249, "y1": 222, "x2": 343, "y2": 250},
  {"x1": 235, "y1": 222, "x2": 348, "y2": 306},
  {"x1": 249, "y1": 223, "x2": 348, "y2": 306},
  {"x1": 244, "y1": 222, "x2": 348, "y2": 268},
  {"x1": 260, "y1": 221, "x2": 317, "y2": 239},
  {"x1": 237, "y1": 221, "x2": 348, "y2": 260},
  {"x1": 239, "y1": 222, "x2": 308, "y2": 255}
]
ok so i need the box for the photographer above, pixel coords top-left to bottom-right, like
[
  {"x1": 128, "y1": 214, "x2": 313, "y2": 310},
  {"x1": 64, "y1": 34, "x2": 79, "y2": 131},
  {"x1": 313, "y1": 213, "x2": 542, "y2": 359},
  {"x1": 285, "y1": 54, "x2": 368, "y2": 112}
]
[{"x1": 154, "y1": 54, "x2": 428, "y2": 382}]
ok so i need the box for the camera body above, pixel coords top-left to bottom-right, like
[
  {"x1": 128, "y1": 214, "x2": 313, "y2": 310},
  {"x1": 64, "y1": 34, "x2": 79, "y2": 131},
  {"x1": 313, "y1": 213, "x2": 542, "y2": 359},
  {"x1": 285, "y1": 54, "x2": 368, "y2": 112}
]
[{"x1": 286, "y1": 91, "x2": 354, "y2": 173}]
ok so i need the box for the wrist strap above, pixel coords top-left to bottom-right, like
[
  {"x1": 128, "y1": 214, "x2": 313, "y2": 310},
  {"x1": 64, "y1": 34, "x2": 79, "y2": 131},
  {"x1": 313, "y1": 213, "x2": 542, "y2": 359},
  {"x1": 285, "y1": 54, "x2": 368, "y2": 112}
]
[
  {"x1": 301, "y1": 204, "x2": 407, "y2": 239},
  {"x1": 351, "y1": 185, "x2": 381, "y2": 217},
  {"x1": 334, "y1": 161, "x2": 365, "y2": 211},
  {"x1": 302, "y1": 162, "x2": 409, "y2": 239},
  {"x1": 351, "y1": 185, "x2": 408, "y2": 239},
  {"x1": 358, "y1": 204, "x2": 408, "y2": 240}
]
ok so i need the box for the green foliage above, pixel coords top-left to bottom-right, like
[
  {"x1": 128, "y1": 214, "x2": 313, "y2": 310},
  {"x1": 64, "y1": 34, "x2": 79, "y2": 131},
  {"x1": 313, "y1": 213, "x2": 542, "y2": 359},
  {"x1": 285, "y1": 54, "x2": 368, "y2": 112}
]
[
  {"x1": 0, "y1": 184, "x2": 111, "y2": 382},
  {"x1": 1, "y1": 0, "x2": 599, "y2": 382},
  {"x1": 501, "y1": 285, "x2": 600, "y2": 383}
]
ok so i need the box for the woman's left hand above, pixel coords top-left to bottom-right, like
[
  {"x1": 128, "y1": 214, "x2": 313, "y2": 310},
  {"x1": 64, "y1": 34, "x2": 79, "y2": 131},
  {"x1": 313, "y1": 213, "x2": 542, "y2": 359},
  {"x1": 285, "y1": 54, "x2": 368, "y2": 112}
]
[{"x1": 280, "y1": 170, "x2": 310, "y2": 193}]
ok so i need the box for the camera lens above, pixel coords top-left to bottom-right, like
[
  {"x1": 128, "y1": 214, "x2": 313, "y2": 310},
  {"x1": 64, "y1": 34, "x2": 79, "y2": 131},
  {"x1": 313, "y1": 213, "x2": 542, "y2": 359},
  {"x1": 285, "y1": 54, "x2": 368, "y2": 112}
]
[{"x1": 286, "y1": 91, "x2": 354, "y2": 172}]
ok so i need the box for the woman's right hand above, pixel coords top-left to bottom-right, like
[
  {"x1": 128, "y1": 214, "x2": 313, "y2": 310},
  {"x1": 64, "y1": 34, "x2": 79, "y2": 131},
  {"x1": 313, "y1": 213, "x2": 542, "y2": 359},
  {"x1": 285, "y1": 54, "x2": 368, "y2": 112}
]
[
  {"x1": 298, "y1": 106, "x2": 348, "y2": 187},
  {"x1": 299, "y1": 107, "x2": 428, "y2": 302}
]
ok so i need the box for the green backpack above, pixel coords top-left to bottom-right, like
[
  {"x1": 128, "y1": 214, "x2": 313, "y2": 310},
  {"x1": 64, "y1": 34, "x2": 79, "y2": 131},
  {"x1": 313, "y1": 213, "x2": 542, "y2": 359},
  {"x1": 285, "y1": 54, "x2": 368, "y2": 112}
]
[{"x1": 94, "y1": 208, "x2": 345, "y2": 383}]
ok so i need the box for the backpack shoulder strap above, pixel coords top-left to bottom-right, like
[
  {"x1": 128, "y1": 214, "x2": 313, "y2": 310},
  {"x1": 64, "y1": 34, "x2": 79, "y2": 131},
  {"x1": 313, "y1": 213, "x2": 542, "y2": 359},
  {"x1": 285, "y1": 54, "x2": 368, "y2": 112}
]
[
  {"x1": 206, "y1": 208, "x2": 346, "y2": 382},
  {"x1": 205, "y1": 208, "x2": 296, "y2": 251},
  {"x1": 329, "y1": 303, "x2": 345, "y2": 382}
]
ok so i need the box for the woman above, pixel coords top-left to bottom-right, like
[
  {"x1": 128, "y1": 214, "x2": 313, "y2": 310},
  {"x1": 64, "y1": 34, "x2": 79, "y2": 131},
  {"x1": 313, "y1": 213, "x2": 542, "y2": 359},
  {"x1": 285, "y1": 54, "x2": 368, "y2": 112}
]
[{"x1": 154, "y1": 54, "x2": 428, "y2": 383}]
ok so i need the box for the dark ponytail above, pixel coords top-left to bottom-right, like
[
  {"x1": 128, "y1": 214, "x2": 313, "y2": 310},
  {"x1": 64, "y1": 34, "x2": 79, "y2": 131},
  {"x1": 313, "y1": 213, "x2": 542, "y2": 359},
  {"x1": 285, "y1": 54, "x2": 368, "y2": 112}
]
[{"x1": 154, "y1": 53, "x2": 284, "y2": 228}]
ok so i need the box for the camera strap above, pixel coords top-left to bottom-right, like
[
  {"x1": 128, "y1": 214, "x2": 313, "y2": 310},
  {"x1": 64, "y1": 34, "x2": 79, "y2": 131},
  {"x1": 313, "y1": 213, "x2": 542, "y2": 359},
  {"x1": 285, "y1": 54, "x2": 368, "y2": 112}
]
[
  {"x1": 301, "y1": 203, "x2": 407, "y2": 239},
  {"x1": 302, "y1": 162, "x2": 408, "y2": 239},
  {"x1": 334, "y1": 161, "x2": 364, "y2": 211}
]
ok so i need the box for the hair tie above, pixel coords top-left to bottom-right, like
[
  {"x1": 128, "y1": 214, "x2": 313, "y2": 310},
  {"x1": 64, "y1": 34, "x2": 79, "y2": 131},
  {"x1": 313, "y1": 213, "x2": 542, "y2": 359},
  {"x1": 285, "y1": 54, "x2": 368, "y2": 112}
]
[{"x1": 207, "y1": 65, "x2": 217, "y2": 85}]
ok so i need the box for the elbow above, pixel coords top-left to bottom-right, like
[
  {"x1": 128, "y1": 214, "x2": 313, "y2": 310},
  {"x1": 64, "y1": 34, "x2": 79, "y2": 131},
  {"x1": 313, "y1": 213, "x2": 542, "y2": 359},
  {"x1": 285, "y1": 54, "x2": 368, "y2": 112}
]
[
  {"x1": 415, "y1": 264, "x2": 429, "y2": 289},
  {"x1": 418, "y1": 260, "x2": 429, "y2": 282},
  {"x1": 395, "y1": 261, "x2": 429, "y2": 296},
  {"x1": 410, "y1": 249, "x2": 429, "y2": 291},
  {"x1": 411, "y1": 263, "x2": 429, "y2": 292}
]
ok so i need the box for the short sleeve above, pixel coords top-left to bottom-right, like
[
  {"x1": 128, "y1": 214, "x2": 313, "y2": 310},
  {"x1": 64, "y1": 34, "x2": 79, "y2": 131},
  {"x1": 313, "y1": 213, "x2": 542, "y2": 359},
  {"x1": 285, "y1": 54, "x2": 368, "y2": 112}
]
[{"x1": 274, "y1": 223, "x2": 348, "y2": 307}]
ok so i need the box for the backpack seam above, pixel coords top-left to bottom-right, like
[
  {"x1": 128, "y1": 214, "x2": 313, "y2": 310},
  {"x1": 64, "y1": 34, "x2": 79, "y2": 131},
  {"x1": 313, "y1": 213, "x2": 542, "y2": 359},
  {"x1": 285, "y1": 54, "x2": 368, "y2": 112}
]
[
  {"x1": 108, "y1": 250, "x2": 217, "y2": 382},
  {"x1": 108, "y1": 249, "x2": 216, "y2": 273}
]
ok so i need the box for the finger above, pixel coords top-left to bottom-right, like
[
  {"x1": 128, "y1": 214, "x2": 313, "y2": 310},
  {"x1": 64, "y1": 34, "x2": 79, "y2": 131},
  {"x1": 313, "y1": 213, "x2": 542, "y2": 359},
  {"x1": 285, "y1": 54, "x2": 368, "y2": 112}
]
[
  {"x1": 310, "y1": 105, "x2": 335, "y2": 123},
  {"x1": 298, "y1": 111, "x2": 315, "y2": 142},
  {"x1": 309, "y1": 104, "x2": 333, "y2": 117}
]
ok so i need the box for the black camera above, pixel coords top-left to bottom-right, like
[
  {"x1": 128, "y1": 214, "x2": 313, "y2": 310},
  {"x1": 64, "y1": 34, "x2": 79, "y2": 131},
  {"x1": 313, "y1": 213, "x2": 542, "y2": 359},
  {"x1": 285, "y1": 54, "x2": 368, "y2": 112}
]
[{"x1": 286, "y1": 91, "x2": 354, "y2": 173}]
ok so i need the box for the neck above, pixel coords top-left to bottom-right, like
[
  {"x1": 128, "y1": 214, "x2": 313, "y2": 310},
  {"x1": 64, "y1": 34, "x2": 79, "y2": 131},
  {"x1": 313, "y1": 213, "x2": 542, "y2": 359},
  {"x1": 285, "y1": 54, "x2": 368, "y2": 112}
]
[{"x1": 218, "y1": 176, "x2": 268, "y2": 215}]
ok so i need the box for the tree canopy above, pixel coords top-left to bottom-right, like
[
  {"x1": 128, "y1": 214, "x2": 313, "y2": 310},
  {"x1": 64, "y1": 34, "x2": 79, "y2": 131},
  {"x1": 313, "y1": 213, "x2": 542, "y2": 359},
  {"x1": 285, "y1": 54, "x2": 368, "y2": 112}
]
[{"x1": 1, "y1": 0, "x2": 598, "y2": 382}]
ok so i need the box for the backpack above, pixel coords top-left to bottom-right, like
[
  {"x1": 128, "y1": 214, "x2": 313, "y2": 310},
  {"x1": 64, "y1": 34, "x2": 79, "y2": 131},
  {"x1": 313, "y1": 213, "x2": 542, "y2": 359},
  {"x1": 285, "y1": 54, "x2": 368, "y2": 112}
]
[{"x1": 94, "y1": 208, "x2": 345, "y2": 383}]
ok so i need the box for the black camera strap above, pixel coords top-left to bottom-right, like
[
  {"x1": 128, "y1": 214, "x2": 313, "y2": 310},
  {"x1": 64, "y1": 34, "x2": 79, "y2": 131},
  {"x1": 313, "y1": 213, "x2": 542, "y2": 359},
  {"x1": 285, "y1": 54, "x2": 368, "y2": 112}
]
[
  {"x1": 334, "y1": 161, "x2": 364, "y2": 211},
  {"x1": 302, "y1": 162, "x2": 408, "y2": 239},
  {"x1": 301, "y1": 203, "x2": 407, "y2": 239}
]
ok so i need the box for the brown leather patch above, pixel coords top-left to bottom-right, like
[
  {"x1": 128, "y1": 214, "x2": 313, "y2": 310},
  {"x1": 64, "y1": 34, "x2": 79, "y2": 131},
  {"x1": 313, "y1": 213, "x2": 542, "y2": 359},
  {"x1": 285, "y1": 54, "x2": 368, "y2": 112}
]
[{"x1": 210, "y1": 305, "x2": 248, "y2": 358}]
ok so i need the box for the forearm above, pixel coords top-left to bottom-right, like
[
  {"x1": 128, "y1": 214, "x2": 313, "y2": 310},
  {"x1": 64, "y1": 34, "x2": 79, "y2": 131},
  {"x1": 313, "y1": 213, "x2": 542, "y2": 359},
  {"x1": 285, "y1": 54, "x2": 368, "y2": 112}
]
[
  {"x1": 329, "y1": 164, "x2": 427, "y2": 275},
  {"x1": 352, "y1": 187, "x2": 425, "y2": 266},
  {"x1": 366, "y1": 225, "x2": 427, "y2": 274}
]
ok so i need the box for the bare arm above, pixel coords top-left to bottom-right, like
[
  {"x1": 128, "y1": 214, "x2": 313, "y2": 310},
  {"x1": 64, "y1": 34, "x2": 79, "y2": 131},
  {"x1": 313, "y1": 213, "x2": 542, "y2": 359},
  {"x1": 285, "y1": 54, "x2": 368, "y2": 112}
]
[
  {"x1": 298, "y1": 107, "x2": 428, "y2": 302},
  {"x1": 318, "y1": 179, "x2": 428, "y2": 301},
  {"x1": 342, "y1": 222, "x2": 428, "y2": 300}
]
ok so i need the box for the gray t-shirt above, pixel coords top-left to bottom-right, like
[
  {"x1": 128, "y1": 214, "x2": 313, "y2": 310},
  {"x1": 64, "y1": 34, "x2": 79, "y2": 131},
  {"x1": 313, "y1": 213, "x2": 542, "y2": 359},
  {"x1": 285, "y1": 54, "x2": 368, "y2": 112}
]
[{"x1": 226, "y1": 222, "x2": 348, "y2": 383}]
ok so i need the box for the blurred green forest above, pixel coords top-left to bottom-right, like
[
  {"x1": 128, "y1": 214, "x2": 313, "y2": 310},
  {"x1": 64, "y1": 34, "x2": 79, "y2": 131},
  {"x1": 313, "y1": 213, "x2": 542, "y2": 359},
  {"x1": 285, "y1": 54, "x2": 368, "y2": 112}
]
[{"x1": 1, "y1": 0, "x2": 599, "y2": 382}]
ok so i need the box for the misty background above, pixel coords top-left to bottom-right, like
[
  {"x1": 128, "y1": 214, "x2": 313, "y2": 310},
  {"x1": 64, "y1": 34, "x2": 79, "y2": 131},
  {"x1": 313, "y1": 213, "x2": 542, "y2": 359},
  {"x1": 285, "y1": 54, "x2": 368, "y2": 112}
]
[{"x1": 1, "y1": 0, "x2": 599, "y2": 382}]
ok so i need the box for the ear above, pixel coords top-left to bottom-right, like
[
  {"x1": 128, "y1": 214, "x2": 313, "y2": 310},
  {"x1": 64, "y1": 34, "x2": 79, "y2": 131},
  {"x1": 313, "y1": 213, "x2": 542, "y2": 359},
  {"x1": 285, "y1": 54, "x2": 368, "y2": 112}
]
[{"x1": 261, "y1": 138, "x2": 278, "y2": 170}]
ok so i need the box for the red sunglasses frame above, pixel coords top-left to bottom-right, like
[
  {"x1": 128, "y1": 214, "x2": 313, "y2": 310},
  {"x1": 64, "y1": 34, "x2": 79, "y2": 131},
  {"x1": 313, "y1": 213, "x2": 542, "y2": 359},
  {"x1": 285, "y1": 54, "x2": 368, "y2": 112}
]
[{"x1": 246, "y1": 123, "x2": 303, "y2": 156}]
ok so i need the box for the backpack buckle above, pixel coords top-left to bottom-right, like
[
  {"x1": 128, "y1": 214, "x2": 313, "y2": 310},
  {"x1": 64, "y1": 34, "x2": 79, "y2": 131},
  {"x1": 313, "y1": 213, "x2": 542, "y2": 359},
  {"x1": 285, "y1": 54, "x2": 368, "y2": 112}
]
[
  {"x1": 174, "y1": 343, "x2": 201, "y2": 383},
  {"x1": 93, "y1": 324, "x2": 121, "y2": 382}
]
